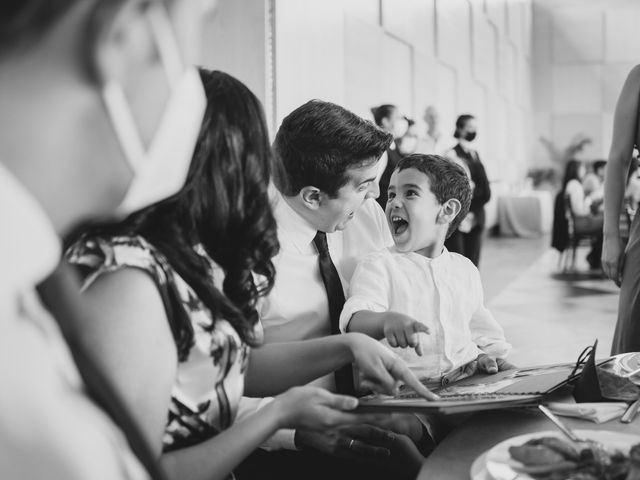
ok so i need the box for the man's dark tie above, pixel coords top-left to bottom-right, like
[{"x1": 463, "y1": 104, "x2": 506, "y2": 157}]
[{"x1": 313, "y1": 231, "x2": 355, "y2": 395}]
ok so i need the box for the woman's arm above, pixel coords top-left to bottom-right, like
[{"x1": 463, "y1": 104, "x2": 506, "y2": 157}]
[
  {"x1": 75, "y1": 268, "x2": 178, "y2": 456},
  {"x1": 77, "y1": 267, "x2": 380, "y2": 480},
  {"x1": 244, "y1": 335, "x2": 351, "y2": 396},
  {"x1": 161, "y1": 387, "x2": 368, "y2": 480},
  {"x1": 603, "y1": 65, "x2": 640, "y2": 284},
  {"x1": 245, "y1": 332, "x2": 438, "y2": 400}
]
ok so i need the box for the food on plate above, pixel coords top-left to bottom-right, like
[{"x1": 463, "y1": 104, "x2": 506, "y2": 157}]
[
  {"x1": 528, "y1": 437, "x2": 582, "y2": 462},
  {"x1": 509, "y1": 444, "x2": 569, "y2": 465},
  {"x1": 507, "y1": 436, "x2": 632, "y2": 479}
]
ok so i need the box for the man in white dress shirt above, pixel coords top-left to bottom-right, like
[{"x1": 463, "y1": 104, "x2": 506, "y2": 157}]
[
  {"x1": 237, "y1": 101, "x2": 432, "y2": 480},
  {"x1": 0, "y1": 1, "x2": 211, "y2": 478}
]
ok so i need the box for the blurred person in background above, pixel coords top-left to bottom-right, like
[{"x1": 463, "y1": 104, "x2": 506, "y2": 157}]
[
  {"x1": 582, "y1": 159, "x2": 607, "y2": 203},
  {"x1": 371, "y1": 104, "x2": 409, "y2": 208},
  {"x1": 563, "y1": 159, "x2": 604, "y2": 270},
  {"x1": 419, "y1": 105, "x2": 448, "y2": 154},
  {"x1": 0, "y1": 0, "x2": 213, "y2": 478},
  {"x1": 444, "y1": 114, "x2": 491, "y2": 266}
]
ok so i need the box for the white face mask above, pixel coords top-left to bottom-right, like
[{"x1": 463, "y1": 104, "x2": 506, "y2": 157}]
[
  {"x1": 392, "y1": 117, "x2": 409, "y2": 139},
  {"x1": 101, "y1": 3, "x2": 206, "y2": 216}
]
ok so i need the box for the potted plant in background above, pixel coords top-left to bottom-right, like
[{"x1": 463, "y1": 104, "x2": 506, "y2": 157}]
[{"x1": 530, "y1": 134, "x2": 593, "y2": 191}]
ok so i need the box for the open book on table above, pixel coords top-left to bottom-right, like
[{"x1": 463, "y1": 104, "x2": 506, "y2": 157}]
[{"x1": 356, "y1": 363, "x2": 580, "y2": 415}]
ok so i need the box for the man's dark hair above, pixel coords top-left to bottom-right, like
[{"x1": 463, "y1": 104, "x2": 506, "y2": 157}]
[
  {"x1": 454, "y1": 114, "x2": 475, "y2": 139},
  {"x1": 274, "y1": 100, "x2": 393, "y2": 198},
  {"x1": 370, "y1": 104, "x2": 397, "y2": 127},
  {"x1": 593, "y1": 160, "x2": 607, "y2": 174},
  {"x1": 396, "y1": 154, "x2": 472, "y2": 237}
]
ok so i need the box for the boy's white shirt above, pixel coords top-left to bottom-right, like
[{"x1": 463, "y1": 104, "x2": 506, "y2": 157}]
[{"x1": 340, "y1": 246, "x2": 511, "y2": 379}]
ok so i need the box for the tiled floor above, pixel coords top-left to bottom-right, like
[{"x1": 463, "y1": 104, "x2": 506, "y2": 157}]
[{"x1": 479, "y1": 234, "x2": 621, "y2": 367}]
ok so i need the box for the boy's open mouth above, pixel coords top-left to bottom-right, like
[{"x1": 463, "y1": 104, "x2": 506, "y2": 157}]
[{"x1": 391, "y1": 215, "x2": 409, "y2": 235}]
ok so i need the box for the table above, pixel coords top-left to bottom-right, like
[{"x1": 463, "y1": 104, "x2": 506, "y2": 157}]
[
  {"x1": 417, "y1": 406, "x2": 640, "y2": 480},
  {"x1": 497, "y1": 191, "x2": 553, "y2": 238}
]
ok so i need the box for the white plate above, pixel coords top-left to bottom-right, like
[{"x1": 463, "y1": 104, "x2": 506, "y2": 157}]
[
  {"x1": 485, "y1": 430, "x2": 640, "y2": 480},
  {"x1": 470, "y1": 451, "x2": 493, "y2": 480}
]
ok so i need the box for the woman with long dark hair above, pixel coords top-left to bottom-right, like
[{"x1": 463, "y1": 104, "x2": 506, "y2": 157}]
[
  {"x1": 562, "y1": 159, "x2": 604, "y2": 269},
  {"x1": 65, "y1": 69, "x2": 432, "y2": 480}
]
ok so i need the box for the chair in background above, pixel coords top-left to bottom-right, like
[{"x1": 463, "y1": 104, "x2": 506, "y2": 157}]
[{"x1": 560, "y1": 194, "x2": 593, "y2": 271}]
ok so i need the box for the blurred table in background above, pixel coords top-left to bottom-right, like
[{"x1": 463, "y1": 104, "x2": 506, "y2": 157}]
[{"x1": 498, "y1": 190, "x2": 553, "y2": 238}]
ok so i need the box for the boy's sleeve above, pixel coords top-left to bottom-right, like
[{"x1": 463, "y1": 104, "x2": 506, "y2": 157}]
[
  {"x1": 339, "y1": 256, "x2": 391, "y2": 333},
  {"x1": 468, "y1": 268, "x2": 512, "y2": 358}
]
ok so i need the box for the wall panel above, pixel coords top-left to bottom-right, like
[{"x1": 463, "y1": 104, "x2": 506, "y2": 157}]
[
  {"x1": 275, "y1": 0, "x2": 345, "y2": 125},
  {"x1": 604, "y1": 9, "x2": 640, "y2": 62},
  {"x1": 551, "y1": 65, "x2": 603, "y2": 114},
  {"x1": 551, "y1": 8, "x2": 604, "y2": 64}
]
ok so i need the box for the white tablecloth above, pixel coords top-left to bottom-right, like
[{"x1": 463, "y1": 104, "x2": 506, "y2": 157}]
[{"x1": 497, "y1": 190, "x2": 553, "y2": 237}]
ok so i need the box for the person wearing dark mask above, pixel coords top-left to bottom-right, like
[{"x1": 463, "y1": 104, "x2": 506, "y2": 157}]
[
  {"x1": 444, "y1": 114, "x2": 491, "y2": 266},
  {"x1": 371, "y1": 104, "x2": 409, "y2": 208}
]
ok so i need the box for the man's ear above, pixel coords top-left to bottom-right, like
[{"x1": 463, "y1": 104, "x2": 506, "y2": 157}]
[
  {"x1": 438, "y1": 199, "x2": 462, "y2": 224},
  {"x1": 299, "y1": 186, "x2": 322, "y2": 210}
]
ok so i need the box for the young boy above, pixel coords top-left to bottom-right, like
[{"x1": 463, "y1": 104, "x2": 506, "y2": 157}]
[{"x1": 339, "y1": 154, "x2": 512, "y2": 382}]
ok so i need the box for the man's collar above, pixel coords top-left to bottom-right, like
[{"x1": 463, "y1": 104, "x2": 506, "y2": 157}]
[{"x1": 272, "y1": 191, "x2": 318, "y2": 253}]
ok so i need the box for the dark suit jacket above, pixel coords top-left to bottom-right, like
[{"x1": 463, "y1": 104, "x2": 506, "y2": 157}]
[
  {"x1": 453, "y1": 144, "x2": 491, "y2": 228},
  {"x1": 376, "y1": 145, "x2": 403, "y2": 209}
]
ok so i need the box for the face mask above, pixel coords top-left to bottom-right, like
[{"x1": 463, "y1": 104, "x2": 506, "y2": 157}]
[
  {"x1": 392, "y1": 118, "x2": 409, "y2": 139},
  {"x1": 101, "y1": 3, "x2": 206, "y2": 216},
  {"x1": 464, "y1": 131, "x2": 477, "y2": 142}
]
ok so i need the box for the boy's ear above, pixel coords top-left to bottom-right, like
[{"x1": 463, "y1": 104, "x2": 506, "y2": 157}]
[
  {"x1": 438, "y1": 199, "x2": 462, "y2": 224},
  {"x1": 299, "y1": 186, "x2": 322, "y2": 210}
]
